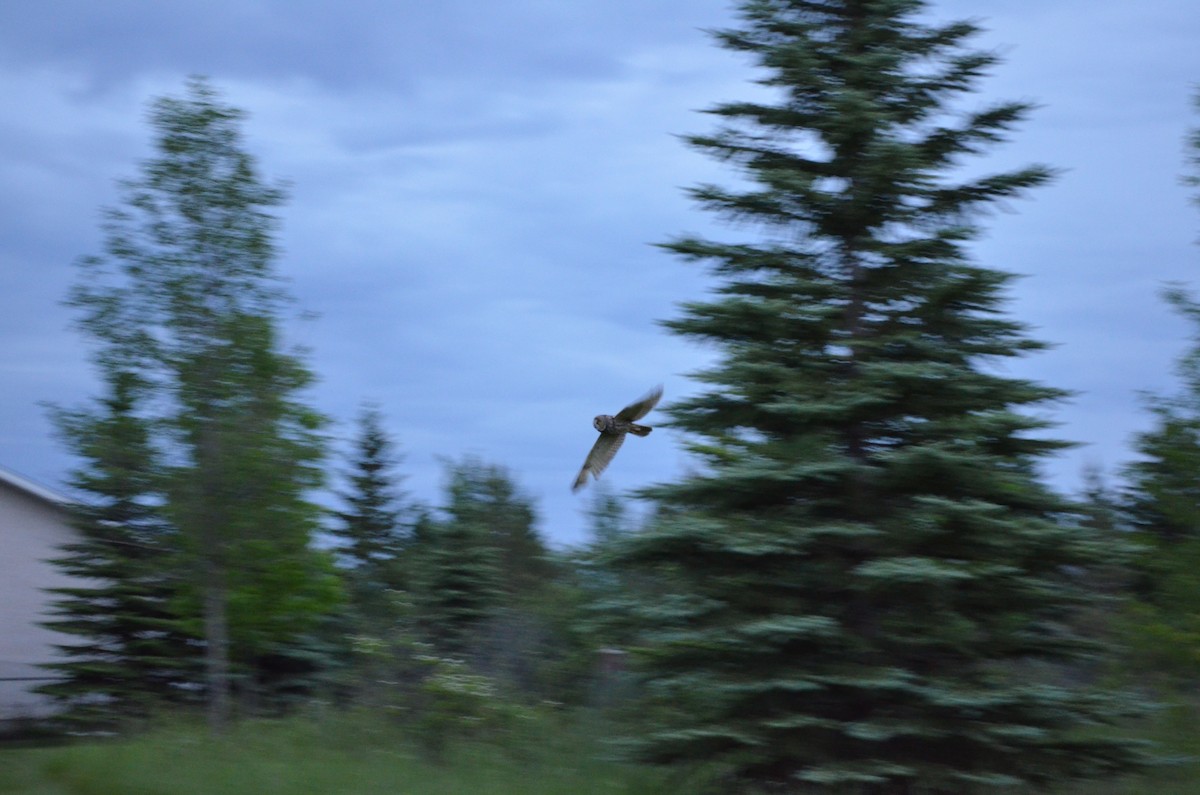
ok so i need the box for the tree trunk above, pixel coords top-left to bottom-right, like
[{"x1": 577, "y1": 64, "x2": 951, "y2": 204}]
[{"x1": 203, "y1": 559, "x2": 231, "y2": 733}]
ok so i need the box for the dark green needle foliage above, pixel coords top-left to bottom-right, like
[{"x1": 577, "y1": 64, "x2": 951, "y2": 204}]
[
  {"x1": 439, "y1": 460, "x2": 557, "y2": 688},
  {"x1": 409, "y1": 457, "x2": 557, "y2": 692},
  {"x1": 1120, "y1": 290, "x2": 1200, "y2": 681},
  {"x1": 334, "y1": 404, "x2": 409, "y2": 622},
  {"x1": 1120, "y1": 95, "x2": 1200, "y2": 684},
  {"x1": 410, "y1": 523, "x2": 496, "y2": 659},
  {"x1": 612, "y1": 1, "x2": 1148, "y2": 791},
  {"x1": 573, "y1": 488, "x2": 652, "y2": 660},
  {"x1": 39, "y1": 370, "x2": 199, "y2": 728},
  {"x1": 411, "y1": 460, "x2": 506, "y2": 657}
]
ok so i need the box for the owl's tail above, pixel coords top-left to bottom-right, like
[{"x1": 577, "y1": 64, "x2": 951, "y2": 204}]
[{"x1": 628, "y1": 423, "x2": 652, "y2": 437}]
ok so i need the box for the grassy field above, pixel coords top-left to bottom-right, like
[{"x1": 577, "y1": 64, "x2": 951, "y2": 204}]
[
  {"x1": 0, "y1": 711, "x2": 680, "y2": 795},
  {"x1": 1, "y1": 706, "x2": 1196, "y2": 795}
]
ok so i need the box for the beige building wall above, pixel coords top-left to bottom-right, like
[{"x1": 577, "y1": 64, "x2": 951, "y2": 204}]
[{"x1": 0, "y1": 469, "x2": 76, "y2": 719}]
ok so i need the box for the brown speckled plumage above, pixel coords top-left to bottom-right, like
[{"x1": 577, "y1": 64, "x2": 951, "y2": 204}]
[{"x1": 572, "y1": 385, "x2": 663, "y2": 492}]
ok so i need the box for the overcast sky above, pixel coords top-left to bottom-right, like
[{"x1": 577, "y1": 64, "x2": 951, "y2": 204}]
[{"x1": 1, "y1": 1, "x2": 1198, "y2": 546}]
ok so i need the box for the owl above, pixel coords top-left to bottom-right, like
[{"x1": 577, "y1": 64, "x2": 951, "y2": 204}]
[{"x1": 572, "y1": 384, "x2": 663, "y2": 492}]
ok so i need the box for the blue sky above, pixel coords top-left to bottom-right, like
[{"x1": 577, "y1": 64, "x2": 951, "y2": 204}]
[{"x1": 1, "y1": 1, "x2": 1198, "y2": 546}]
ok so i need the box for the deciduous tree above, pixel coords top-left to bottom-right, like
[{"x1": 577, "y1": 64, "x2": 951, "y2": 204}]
[{"x1": 67, "y1": 77, "x2": 338, "y2": 731}]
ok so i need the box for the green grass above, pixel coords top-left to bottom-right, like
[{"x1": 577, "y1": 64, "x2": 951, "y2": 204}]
[
  {"x1": 0, "y1": 711, "x2": 672, "y2": 795},
  {"x1": 3, "y1": 705, "x2": 1197, "y2": 795}
]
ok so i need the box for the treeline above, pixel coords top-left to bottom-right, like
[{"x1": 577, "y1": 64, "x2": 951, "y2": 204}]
[
  {"x1": 32, "y1": 79, "x2": 636, "y2": 741},
  {"x1": 33, "y1": 1, "x2": 1200, "y2": 792}
]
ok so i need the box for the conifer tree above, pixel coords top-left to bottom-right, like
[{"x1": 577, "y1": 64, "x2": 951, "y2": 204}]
[
  {"x1": 572, "y1": 487, "x2": 640, "y2": 651},
  {"x1": 442, "y1": 460, "x2": 562, "y2": 694},
  {"x1": 1122, "y1": 289, "x2": 1200, "y2": 682},
  {"x1": 410, "y1": 460, "x2": 504, "y2": 656},
  {"x1": 334, "y1": 404, "x2": 407, "y2": 621},
  {"x1": 411, "y1": 515, "x2": 500, "y2": 658},
  {"x1": 612, "y1": 2, "x2": 1147, "y2": 790},
  {"x1": 409, "y1": 458, "x2": 550, "y2": 661},
  {"x1": 39, "y1": 370, "x2": 199, "y2": 727},
  {"x1": 1120, "y1": 92, "x2": 1200, "y2": 682},
  {"x1": 456, "y1": 459, "x2": 550, "y2": 602},
  {"x1": 67, "y1": 77, "x2": 338, "y2": 731},
  {"x1": 586, "y1": 486, "x2": 633, "y2": 551}
]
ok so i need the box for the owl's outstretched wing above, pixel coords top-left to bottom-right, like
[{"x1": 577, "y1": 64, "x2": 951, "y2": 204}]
[
  {"x1": 614, "y1": 384, "x2": 663, "y2": 423},
  {"x1": 572, "y1": 432, "x2": 626, "y2": 492}
]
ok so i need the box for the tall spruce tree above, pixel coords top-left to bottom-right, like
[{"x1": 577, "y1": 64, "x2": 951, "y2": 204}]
[
  {"x1": 334, "y1": 404, "x2": 407, "y2": 621},
  {"x1": 612, "y1": 2, "x2": 1146, "y2": 791},
  {"x1": 39, "y1": 370, "x2": 199, "y2": 727},
  {"x1": 67, "y1": 77, "x2": 338, "y2": 731}
]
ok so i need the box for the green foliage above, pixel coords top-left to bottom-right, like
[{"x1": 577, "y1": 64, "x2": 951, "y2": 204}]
[
  {"x1": 1067, "y1": 467, "x2": 1137, "y2": 673},
  {"x1": 1121, "y1": 287, "x2": 1200, "y2": 680},
  {"x1": 608, "y1": 1, "x2": 1149, "y2": 791},
  {"x1": 340, "y1": 599, "x2": 551, "y2": 744},
  {"x1": 5, "y1": 705, "x2": 1198, "y2": 795},
  {"x1": 1122, "y1": 428, "x2": 1200, "y2": 679},
  {"x1": 64, "y1": 77, "x2": 337, "y2": 728},
  {"x1": 410, "y1": 503, "x2": 501, "y2": 657},
  {"x1": 1118, "y1": 99, "x2": 1200, "y2": 685},
  {"x1": 328, "y1": 401, "x2": 413, "y2": 696},
  {"x1": 39, "y1": 370, "x2": 201, "y2": 728},
  {"x1": 375, "y1": 458, "x2": 595, "y2": 708},
  {"x1": 408, "y1": 652, "x2": 535, "y2": 761},
  {"x1": 566, "y1": 488, "x2": 653, "y2": 701},
  {"x1": 408, "y1": 458, "x2": 552, "y2": 658},
  {"x1": 341, "y1": 625, "x2": 422, "y2": 711},
  {"x1": 445, "y1": 456, "x2": 552, "y2": 600},
  {"x1": 334, "y1": 404, "x2": 409, "y2": 597}
]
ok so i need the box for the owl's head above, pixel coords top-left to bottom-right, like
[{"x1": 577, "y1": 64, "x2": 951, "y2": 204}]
[{"x1": 593, "y1": 415, "x2": 611, "y2": 432}]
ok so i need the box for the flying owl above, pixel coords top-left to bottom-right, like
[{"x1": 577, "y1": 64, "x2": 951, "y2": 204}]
[{"x1": 572, "y1": 384, "x2": 663, "y2": 492}]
